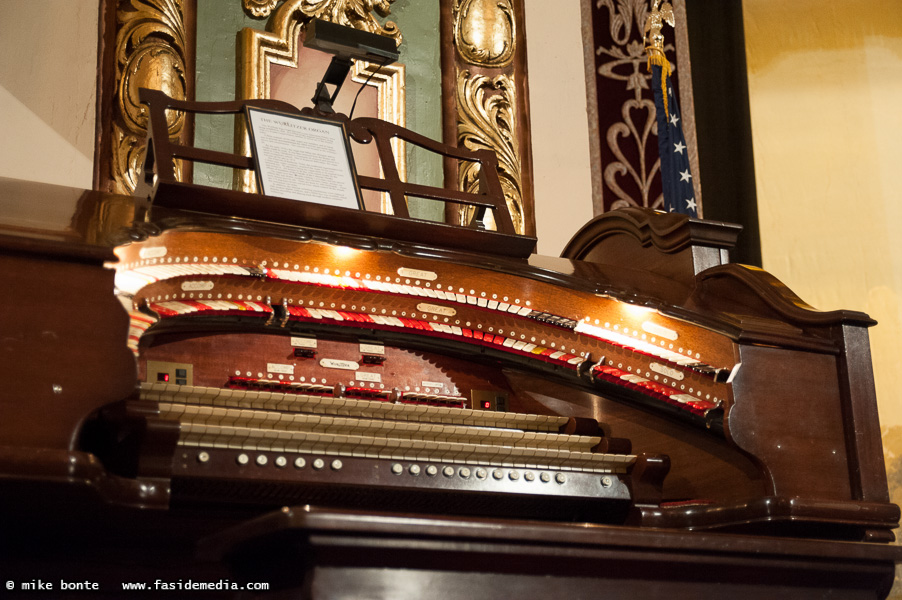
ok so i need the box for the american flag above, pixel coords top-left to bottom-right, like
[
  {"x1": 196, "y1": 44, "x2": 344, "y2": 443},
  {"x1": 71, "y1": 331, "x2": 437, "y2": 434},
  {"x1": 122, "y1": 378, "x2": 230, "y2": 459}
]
[{"x1": 651, "y1": 63, "x2": 697, "y2": 217}]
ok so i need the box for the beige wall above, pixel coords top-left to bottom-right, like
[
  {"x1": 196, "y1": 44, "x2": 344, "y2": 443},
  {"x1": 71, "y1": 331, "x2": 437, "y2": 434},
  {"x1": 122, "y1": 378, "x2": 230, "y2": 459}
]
[
  {"x1": 742, "y1": 0, "x2": 902, "y2": 520},
  {"x1": 0, "y1": 2, "x2": 98, "y2": 189},
  {"x1": 524, "y1": 0, "x2": 595, "y2": 256}
]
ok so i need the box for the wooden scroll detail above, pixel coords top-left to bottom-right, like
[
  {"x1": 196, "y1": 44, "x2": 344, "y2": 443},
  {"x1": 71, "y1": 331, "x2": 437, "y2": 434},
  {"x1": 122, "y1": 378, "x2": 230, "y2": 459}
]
[{"x1": 440, "y1": 0, "x2": 534, "y2": 237}]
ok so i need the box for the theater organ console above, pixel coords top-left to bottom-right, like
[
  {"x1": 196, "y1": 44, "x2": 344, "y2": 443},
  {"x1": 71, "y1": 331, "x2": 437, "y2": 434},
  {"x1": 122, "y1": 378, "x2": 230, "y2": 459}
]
[{"x1": 1, "y1": 91, "x2": 900, "y2": 598}]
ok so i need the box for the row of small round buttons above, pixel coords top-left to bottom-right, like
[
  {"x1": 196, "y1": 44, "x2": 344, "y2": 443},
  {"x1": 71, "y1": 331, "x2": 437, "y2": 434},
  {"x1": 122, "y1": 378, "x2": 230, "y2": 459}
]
[
  {"x1": 198, "y1": 451, "x2": 344, "y2": 472},
  {"x1": 391, "y1": 463, "x2": 569, "y2": 484}
]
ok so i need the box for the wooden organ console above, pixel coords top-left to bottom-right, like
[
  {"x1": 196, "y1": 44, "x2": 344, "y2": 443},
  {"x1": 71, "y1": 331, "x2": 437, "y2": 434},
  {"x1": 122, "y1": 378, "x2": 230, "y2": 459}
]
[{"x1": 1, "y1": 91, "x2": 900, "y2": 598}]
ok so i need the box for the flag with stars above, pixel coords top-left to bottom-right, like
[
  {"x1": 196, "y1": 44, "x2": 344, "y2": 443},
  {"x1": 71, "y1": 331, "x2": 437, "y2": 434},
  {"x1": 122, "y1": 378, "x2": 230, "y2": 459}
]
[{"x1": 651, "y1": 63, "x2": 698, "y2": 217}]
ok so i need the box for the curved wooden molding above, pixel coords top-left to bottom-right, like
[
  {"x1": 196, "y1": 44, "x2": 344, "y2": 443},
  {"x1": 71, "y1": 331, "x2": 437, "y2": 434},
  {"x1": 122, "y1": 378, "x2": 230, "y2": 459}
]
[
  {"x1": 563, "y1": 207, "x2": 740, "y2": 260},
  {"x1": 693, "y1": 264, "x2": 876, "y2": 330}
]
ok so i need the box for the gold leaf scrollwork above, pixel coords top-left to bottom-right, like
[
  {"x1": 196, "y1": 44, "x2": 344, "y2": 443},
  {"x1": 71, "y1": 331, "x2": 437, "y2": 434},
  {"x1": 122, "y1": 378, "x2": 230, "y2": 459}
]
[
  {"x1": 243, "y1": 0, "x2": 281, "y2": 18},
  {"x1": 293, "y1": 0, "x2": 401, "y2": 44},
  {"x1": 452, "y1": 0, "x2": 515, "y2": 68},
  {"x1": 113, "y1": 0, "x2": 189, "y2": 194},
  {"x1": 456, "y1": 71, "x2": 523, "y2": 235}
]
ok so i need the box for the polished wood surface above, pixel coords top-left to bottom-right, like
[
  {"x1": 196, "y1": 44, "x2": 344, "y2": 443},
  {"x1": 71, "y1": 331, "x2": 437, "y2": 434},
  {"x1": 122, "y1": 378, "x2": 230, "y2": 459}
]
[
  {"x1": 1, "y1": 178, "x2": 899, "y2": 597},
  {"x1": 200, "y1": 506, "x2": 902, "y2": 600}
]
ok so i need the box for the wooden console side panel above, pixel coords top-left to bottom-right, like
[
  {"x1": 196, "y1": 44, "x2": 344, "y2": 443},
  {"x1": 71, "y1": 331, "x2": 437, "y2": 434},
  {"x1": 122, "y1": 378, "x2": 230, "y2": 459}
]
[
  {"x1": 837, "y1": 324, "x2": 892, "y2": 504},
  {"x1": 0, "y1": 251, "x2": 136, "y2": 450},
  {"x1": 727, "y1": 345, "x2": 852, "y2": 500}
]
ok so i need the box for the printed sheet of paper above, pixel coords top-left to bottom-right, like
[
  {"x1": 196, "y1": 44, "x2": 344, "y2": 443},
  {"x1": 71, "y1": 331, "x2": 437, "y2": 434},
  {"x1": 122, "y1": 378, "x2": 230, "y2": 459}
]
[{"x1": 246, "y1": 108, "x2": 362, "y2": 210}]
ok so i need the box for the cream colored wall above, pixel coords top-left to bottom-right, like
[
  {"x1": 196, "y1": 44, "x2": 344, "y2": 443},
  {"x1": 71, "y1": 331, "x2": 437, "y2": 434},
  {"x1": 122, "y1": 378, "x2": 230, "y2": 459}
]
[
  {"x1": 742, "y1": 0, "x2": 902, "y2": 503},
  {"x1": 0, "y1": 2, "x2": 97, "y2": 189},
  {"x1": 524, "y1": 0, "x2": 595, "y2": 256}
]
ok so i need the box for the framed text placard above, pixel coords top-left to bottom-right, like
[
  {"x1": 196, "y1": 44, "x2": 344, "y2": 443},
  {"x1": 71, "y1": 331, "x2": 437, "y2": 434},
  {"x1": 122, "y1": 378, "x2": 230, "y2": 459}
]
[{"x1": 245, "y1": 107, "x2": 364, "y2": 210}]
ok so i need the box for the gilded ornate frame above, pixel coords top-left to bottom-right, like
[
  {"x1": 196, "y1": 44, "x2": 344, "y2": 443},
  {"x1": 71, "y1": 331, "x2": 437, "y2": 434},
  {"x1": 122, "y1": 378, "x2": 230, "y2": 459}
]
[
  {"x1": 235, "y1": 0, "x2": 406, "y2": 213},
  {"x1": 439, "y1": 0, "x2": 534, "y2": 237}
]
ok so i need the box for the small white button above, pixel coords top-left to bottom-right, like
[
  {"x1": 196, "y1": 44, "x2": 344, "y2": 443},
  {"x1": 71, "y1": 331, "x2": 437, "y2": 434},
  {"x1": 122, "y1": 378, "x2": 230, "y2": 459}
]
[
  {"x1": 255, "y1": 455, "x2": 268, "y2": 466},
  {"x1": 197, "y1": 451, "x2": 210, "y2": 463},
  {"x1": 331, "y1": 459, "x2": 343, "y2": 471},
  {"x1": 426, "y1": 465, "x2": 438, "y2": 476},
  {"x1": 459, "y1": 467, "x2": 471, "y2": 479},
  {"x1": 409, "y1": 464, "x2": 421, "y2": 476},
  {"x1": 524, "y1": 471, "x2": 535, "y2": 482},
  {"x1": 443, "y1": 466, "x2": 455, "y2": 478},
  {"x1": 236, "y1": 453, "x2": 249, "y2": 465},
  {"x1": 492, "y1": 469, "x2": 504, "y2": 480},
  {"x1": 313, "y1": 458, "x2": 325, "y2": 470},
  {"x1": 555, "y1": 473, "x2": 566, "y2": 484},
  {"x1": 509, "y1": 470, "x2": 520, "y2": 481},
  {"x1": 391, "y1": 463, "x2": 403, "y2": 475},
  {"x1": 275, "y1": 456, "x2": 287, "y2": 468},
  {"x1": 294, "y1": 457, "x2": 306, "y2": 469},
  {"x1": 475, "y1": 468, "x2": 487, "y2": 479},
  {"x1": 540, "y1": 472, "x2": 551, "y2": 483}
]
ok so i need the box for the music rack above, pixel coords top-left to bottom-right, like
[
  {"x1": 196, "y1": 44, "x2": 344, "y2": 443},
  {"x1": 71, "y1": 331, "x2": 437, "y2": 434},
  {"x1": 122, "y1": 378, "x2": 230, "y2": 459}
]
[{"x1": 134, "y1": 88, "x2": 536, "y2": 258}]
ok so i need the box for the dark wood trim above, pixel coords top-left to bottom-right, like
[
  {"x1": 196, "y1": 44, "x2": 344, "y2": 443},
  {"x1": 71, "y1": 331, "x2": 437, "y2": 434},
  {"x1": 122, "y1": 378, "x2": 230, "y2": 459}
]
[
  {"x1": 93, "y1": 0, "x2": 118, "y2": 192},
  {"x1": 684, "y1": 0, "x2": 761, "y2": 266},
  {"x1": 201, "y1": 507, "x2": 901, "y2": 599}
]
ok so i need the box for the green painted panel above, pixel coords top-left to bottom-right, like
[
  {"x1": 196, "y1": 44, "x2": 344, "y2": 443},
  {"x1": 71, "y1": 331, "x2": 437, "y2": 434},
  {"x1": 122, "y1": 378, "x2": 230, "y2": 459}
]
[
  {"x1": 192, "y1": 1, "x2": 443, "y2": 221},
  {"x1": 388, "y1": 0, "x2": 443, "y2": 221},
  {"x1": 193, "y1": 4, "x2": 263, "y2": 188}
]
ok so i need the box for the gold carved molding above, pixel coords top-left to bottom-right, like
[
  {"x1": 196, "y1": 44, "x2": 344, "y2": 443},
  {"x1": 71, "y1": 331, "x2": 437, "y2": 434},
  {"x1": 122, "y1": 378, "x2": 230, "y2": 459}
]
[
  {"x1": 456, "y1": 71, "x2": 523, "y2": 235},
  {"x1": 453, "y1": 0, "x2": 515, "y2": 68},
  {"x1": 236, "y1": 0, "x2": 406, "y2": 207},
  {"x1": 243, "y1": 0, "x2": 401, "y2": 40},
  {"x1": 444, "y1": 0, "x2": 530, "y2": 235},
  {"x1": 111, "y1": 0, "x2": 191, "y2": 194},
  {"x1": 243, "y1": 0, "x2": 280, "y2": 18}
]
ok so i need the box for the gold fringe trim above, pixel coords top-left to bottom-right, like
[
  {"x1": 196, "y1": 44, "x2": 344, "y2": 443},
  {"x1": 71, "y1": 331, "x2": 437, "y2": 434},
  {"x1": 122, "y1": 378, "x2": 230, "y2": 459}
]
[{"x1": 646, "y1": 49, "x2": 670, "y2": 120}]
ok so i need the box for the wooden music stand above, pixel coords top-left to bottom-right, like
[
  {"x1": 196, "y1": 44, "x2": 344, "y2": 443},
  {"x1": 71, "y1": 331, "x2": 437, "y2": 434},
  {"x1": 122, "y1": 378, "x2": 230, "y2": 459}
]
[{"x1": 135, "y1": 88, "x2": 535, "y2": 258}]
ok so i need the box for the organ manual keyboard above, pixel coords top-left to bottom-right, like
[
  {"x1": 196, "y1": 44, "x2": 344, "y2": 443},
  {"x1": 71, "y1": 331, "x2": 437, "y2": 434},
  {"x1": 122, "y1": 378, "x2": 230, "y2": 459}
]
[{"x1": 1, "y1": 91, "x2": 900, "y2": 597}]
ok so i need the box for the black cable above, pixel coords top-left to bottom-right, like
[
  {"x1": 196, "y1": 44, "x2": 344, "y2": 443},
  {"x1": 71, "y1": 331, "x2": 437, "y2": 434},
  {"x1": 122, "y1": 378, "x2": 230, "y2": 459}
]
[{"x1": 348, "y1": 63, "x2": 383, "y2": 120}]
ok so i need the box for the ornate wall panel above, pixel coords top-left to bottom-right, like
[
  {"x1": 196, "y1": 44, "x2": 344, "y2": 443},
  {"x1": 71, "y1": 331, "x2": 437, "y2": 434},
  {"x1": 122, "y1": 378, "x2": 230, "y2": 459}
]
[
  {"x1": 95, "y1": 0, "x2": 196, "y2": 195},
  {"x1": 440, "y1": 0, "x2": 534, "y2": 237},
  {"x1": 582, "y1": 0, "x2": 701, "y2": 215},
  {"x1": 236, "y1": 0, "x2": 406, "y2": 212}
]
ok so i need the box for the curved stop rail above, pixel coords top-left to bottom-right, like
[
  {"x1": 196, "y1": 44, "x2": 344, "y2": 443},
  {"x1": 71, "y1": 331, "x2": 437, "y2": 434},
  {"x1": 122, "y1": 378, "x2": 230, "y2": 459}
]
[{"x1": 135, "y1": 87, "x2": 517, "y2": 236}]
